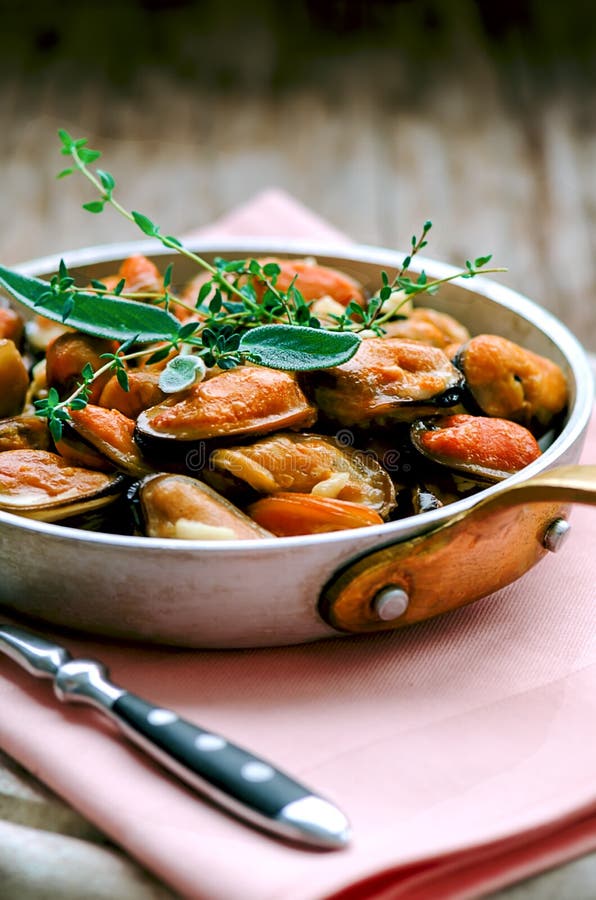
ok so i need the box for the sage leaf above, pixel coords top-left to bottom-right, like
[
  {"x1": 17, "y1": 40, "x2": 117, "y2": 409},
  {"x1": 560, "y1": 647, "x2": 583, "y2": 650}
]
[
  {"x1": 0, "y1": 265, "x2": 180, "y2": 343},
  {"x1": 239, "y1": 325, "x2": 360, "y2": 371},
  {"x1": 159, "y1": 355, "x2": 206, "y2": 393}
]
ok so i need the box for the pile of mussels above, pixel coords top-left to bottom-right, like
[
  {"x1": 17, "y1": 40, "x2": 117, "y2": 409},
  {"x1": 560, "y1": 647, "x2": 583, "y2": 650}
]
[{"x1": 0, "y1": 256, "x2": 568, "y2": 540}]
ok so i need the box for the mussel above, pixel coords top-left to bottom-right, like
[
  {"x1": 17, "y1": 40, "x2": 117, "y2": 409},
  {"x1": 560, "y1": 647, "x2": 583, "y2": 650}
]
[
  {"x1": 0, "y1": 339, "x2": 29, "y2": 417},
  {"x1": 411, "y1": 414, "x2": 542, "y2": 482},
  {"x1": 68, "y1": 406, "x2": 154, "y2": 477},
  {"x1": 45, "y1": 333, "x2": 119, "y2": 403},
  {"x1": 103, "y1": 254, "x2": 163, "y2": 294},
  {"x1": 0, "y1": 450, "x2": 124, "y2": 521},
  {"x1": 312, "y1": 338, "x2": 464, "y2": 426},
  {"x1": 454, "y1": 335, "x2": 568, "y2": 428},
  {"x1": 98, "y1": 371, "x2": 167, "y2": 419},
  {"x1": 254, "y1": 258, "x2": 365, "y2": 306},
  {"x1": 138, "y1": 473, "x2": 271, "y2": 540},
  {"x1": 247, "y1": 493, "x2": 384, "y2": 536},
  {"x1": 210, "y1": 432, "x2": 396, "y2": 517},
  {"x1": 0, "y1": 306, "x2": 24, "y2": 344},
  {"x1": 136, "y1": 366, "x2": 317, "y2": 444},
  {"x1": 382, "y1": 307, "x2": 470, "y2": 349},
  {"x1": 0, "y1": 415, "x2": 51, "y2": 453}
]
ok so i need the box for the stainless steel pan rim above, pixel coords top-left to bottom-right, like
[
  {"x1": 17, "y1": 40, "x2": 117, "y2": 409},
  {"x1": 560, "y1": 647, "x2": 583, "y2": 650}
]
[{"x1": 2, "y1": 238, "x2": 593, "y2": 556}]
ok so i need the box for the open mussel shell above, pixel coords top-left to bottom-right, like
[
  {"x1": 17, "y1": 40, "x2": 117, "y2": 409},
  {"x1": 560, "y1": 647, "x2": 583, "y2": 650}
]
[
  {"x1": 0, "y1": 415, "x2": 51, "y2": 452},
  {"x1": 312, "y1": 338, "x2": 465, "y2": 426},
  {"x1": 410, "y1": 415, "x2": 542, "y2": 483},
  {"x1": 209, "y1": 432, "x2": 396, "y2": 518},
  {"x1": 0, "y1": 450, "x2": 125, "y2": 522},
  {"x1": 136, "y1": 367, "x2": 317, "y2": 448},
  {"x1": 453, "y1": 334, "x2": 568, "y2": 429},
  {"x1": 68, "y1": 405, "x2": 154, "y2": 478},
  {"x1": 137, "y1": 473, "x2": 272, "y2": 540}
]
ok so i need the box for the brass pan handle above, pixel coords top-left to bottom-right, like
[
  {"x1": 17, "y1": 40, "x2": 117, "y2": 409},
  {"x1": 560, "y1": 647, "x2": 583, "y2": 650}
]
[{"x1": 318, "y1": 465, "x2": 596, "y2": 634}]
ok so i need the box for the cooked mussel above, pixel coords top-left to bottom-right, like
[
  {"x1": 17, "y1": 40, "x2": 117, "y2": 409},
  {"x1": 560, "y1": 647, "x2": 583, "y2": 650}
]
[
  {"x1": 136, "y1": 366, "x2": 317, "y2": 443},
  {"x1": 254, "y1": 258, "x2": 365, "y2": 307},
  {"x1": 98, "y1": 371, "x2": 167, "y2": 418},
  {"x1": 68, "y1": 405, "x2": 154, "y2": 477},
  {"x1": 411, "y1": 414, "x2": 542, "y2": 482},
  {"x1": 45, "y1": 332, "x2": 119, "y2": 403},
  {"x1": 0, "y1": 306, "x2": 24, "y2": 344},
  {"x1": 138, "y1": 473, "x2": 271, "y2": 540},
  {"x1": 0, "y1": 450, "x2": 124, "y2": 521},
  {"x1": 312, "y1": 338, "x2": 464, "y2": 426},
  {"x1": 382, "y1": 307, "x2": 470, "y2": 349},
  {"x1": 0, "y1": 415, "x2": 51, "y2": 452},
  {"x1": 0, "y1": 339, "x2": 29, "y2": 417},
  {"x1": 210, "y1": 432, "x2": 396, "y2": 517},
  {"x1": 454, "y1": 335, "x2": 568, "y2": 428},
  {"x1": 247, "y1": 493, "x2": 384, "y2": 536}
]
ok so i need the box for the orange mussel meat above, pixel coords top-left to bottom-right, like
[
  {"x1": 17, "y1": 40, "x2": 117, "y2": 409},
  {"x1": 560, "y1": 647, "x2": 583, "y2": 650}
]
[
  {"x1": 456, "y1": 335, "x2": 568, "y2": 427},
  {"x1": 313, "y1": 338, "x2": 464, "y2": 426},
  {"x1": 137, "y1": 367, "x2": 317, "y2": 442},
  {"x1": 255, "y1": 258, "x2": 365, "y2": 307},
  {"x1": 0, "y1": 450, "x2": 122, "y2": 520},
  {"x1": 411, "y1": 414, "x2": 542, "y2": 481},
  {"x1": 46, "y1": 333, "x2": 119, "y2": 403},
  {"x1": 248, "y1": 492, "x2": 384, "y2": 536}
]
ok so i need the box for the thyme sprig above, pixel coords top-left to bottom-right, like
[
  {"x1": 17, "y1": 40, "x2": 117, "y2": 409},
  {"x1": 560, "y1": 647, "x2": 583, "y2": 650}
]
[{"x1": 0, "y1": 129, "x2": 507, "y2": 438}]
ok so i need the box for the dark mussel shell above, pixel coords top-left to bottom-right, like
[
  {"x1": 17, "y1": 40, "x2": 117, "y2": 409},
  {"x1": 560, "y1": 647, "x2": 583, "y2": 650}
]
[
  {"x1": 0, "y1": 415, "x2": 51, "y2": 452},
  {"x1": 311, "y1": 338, "x2": 465, "y2": 426},
  {"x1": 411, "y1": 414, "x2": 542, "y2": 482}
]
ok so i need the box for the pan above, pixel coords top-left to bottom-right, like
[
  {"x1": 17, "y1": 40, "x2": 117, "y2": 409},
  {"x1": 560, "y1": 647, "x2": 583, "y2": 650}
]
[{"x1": 0, "y1": 239, "x2": 594, "y2": 647}]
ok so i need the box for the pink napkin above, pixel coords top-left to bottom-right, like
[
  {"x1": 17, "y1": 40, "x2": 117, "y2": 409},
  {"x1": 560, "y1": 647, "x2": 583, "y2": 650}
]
[{"x1": 1, "y1": 191, "x2": 595, "y2": 899}]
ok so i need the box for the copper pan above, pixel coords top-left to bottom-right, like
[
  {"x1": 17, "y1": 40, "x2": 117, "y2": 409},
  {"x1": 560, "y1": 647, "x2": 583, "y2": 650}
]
[{"x1": 0, "y1": 240, "x2": 594, "y2": 648}]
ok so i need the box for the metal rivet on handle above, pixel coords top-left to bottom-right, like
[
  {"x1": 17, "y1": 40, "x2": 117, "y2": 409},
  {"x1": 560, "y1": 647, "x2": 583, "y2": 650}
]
[
  {"x1": 372, "y1": 586, "x2": 409, "y2": 621},
  {"x1": 543, "y1": 518, "x2": 571, "y2": 553}
]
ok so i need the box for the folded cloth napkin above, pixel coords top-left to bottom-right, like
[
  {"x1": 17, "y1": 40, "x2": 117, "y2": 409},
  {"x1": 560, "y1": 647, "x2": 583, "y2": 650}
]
[{"x1": 0, "y1": 191, "x2": 595, "y2": 900}]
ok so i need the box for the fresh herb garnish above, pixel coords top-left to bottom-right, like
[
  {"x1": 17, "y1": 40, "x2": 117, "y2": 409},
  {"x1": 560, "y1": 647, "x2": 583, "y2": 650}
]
[{"x1": 0, "y1": 130, "x2": 506, "y2": 437}]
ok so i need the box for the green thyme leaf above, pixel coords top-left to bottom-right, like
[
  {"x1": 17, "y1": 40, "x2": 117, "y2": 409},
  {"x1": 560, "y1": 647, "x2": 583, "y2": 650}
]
[
  {"x1": 83, "y1": 201, "x2": 105, "y2": 214},
  {"x1": 177, "y1": 321, "x2": 200, "y2": 340},
  {"x1": 132, "y1": 211, "x2": 158, "y2": 236},
  {"x1": 78, "y1": 148, "x2": 101, "y2": 165},
  {"x1": 69, "y1": 398, "x2": 89, "y2": 411},
  {"x1": 61, "y1": 296, "x2": 75, "y2": 322},
  {"x1": 49, "y1": 417, "x2": 64, "y2": 443},
  {"x1": 58, "y1": 129, "x2": 73, "y2": 149},
  {"x1": 116, "y1": 367, "x2": 130, "y2": 392},
  {"x1": 239, "y1": 325, "x2": 360, "y2": 371},
  {"x1": 96, "y1": 169, "x2": 115, "y2": 192}
]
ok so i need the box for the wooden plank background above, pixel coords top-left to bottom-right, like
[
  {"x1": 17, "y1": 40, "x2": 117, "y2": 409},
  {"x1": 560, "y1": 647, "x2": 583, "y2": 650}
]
[{"x1": 1, "y1": 1, "x2": 596, "y2": 351}]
